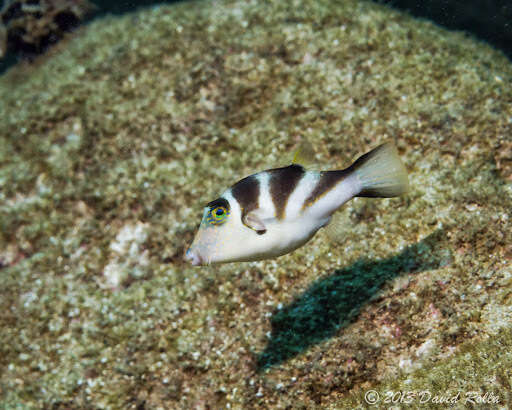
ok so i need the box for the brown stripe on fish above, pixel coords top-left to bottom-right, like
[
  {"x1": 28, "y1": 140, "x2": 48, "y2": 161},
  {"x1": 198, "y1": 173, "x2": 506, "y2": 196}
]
[
  {"x1": 302, "y1": 169, "x2": 351, "y2": 210},
  {"x1": 269, "y1": 164, "x2": 305, "y2": 219},
  {"x1": 230, "y1": 174, "x2": 260, "y2": 216}
]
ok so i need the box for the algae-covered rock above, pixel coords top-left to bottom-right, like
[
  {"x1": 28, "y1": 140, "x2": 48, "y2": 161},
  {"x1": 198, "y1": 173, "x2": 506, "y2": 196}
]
[
  {"x1": 0, "y1": 0, "x2": 511, "y2": 408},
  {"x1": 0, "y1": 0, "x2": 96, "y2": 59}
]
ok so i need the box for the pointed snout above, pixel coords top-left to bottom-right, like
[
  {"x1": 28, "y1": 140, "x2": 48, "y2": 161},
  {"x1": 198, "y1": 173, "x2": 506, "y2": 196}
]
[{"x1": 185, "y1": 248, "x2": 203, "y2": 266}]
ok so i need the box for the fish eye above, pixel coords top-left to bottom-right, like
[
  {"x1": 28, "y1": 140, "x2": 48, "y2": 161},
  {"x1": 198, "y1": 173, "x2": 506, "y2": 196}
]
[{"x1": 206, "y1": 206, "x2": 229, "y2": 225}]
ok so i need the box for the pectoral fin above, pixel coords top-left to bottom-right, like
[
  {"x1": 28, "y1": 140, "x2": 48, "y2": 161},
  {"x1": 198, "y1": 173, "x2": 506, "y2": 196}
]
[{"x1": 242, "y1": 210, "x2": 267, "y2": 235}]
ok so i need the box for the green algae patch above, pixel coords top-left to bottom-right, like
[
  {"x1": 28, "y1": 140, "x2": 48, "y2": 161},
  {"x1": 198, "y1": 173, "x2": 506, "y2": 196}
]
[
  {"x1": 0, "y1": 0, "x2": 511, "y2": 408},
  {"x1": 339, "y1": 327, "x2": 512, "y2": 409}
]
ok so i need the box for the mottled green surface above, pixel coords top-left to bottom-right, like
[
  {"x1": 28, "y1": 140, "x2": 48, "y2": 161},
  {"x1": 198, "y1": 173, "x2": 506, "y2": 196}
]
[{"x1": 0, "y1": 0, "x2": 511, "y2": 408}]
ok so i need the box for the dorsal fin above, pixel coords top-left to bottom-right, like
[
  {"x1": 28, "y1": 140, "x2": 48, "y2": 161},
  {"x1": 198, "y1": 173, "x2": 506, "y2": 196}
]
[{"x1": 290, "y1": 138, "x2": 317, "y2": 168}]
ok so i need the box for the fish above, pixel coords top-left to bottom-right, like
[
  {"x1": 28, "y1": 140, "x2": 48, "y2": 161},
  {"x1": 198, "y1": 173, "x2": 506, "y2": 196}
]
[{"x1": 185, "y1": 141, "x2": 409, "y2": 266}]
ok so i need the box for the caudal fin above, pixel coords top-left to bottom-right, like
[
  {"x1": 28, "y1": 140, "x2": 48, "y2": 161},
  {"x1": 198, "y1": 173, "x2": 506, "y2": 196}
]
[{"x1": 350, "y1": 142, "x2": 409, "y2": 198}]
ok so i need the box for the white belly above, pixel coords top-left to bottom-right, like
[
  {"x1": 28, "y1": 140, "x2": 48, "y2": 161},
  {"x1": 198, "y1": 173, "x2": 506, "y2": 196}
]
[{"x1": 252, "y1": 216, "x2": 328, "y2": 260}]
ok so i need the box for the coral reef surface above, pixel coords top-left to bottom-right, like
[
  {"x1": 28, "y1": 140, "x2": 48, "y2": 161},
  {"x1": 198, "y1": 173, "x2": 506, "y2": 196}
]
[{"x1": 0, "y1": 0, "x2": 511, "y2": 408}]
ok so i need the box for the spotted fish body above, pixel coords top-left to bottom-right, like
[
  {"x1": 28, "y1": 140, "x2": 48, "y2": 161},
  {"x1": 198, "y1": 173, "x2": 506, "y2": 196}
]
[{"x1": 185, "y1": 142, "x2": 409, "y2": 265}]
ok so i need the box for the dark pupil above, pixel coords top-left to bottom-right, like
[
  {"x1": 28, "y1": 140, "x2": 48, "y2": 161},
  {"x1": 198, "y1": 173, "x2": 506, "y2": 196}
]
[{"x1": 215, "y1": 208, "x2": 224, "y2": 216}]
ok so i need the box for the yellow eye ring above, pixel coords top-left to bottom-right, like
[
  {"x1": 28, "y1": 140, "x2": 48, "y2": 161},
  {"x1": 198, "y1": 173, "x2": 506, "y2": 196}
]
[{"x1": 206, "y1": 206, "x2": 229, "y2": 225}]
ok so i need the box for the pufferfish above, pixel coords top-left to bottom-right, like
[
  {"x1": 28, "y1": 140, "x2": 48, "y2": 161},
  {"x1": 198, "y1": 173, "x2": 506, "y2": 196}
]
[{"x1": 185, "y1": 142, "x2": 409, "y2": 266}]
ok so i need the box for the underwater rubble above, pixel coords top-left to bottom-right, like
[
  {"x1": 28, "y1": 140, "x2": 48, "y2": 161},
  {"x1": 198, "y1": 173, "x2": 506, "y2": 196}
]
[
  {"x1": 0, "y1": 0, "x2": 96, "y2": 59},
  {"x1": 0, "y1": 0, "x2": 511, "y2": 407}
]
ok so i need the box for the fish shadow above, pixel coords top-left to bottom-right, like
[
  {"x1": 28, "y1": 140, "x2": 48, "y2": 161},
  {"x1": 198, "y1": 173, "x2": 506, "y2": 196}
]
[{"x1": 257, "y1": 229, "x2": 449, "y2": 370}]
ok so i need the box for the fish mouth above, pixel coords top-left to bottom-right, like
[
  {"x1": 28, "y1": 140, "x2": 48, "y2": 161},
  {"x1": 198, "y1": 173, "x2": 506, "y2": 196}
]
[{"x1": 184, "y1": 248, "x2": 204, "y2": 266}]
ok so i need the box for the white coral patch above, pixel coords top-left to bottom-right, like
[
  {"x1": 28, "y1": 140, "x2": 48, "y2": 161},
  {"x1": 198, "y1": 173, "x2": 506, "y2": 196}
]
[
  {"x1": 416, "y1": 339, "x2": 436, "y2": 358},
  {"x1": 103, "y1": 260, "x2": 125, "y2": 289},
  {"x1": 110, "y1": 221, "x2": 148, "y2": 254},
  {"x1": 102, "y1": 221, "x2": 150, "y2": 289}
]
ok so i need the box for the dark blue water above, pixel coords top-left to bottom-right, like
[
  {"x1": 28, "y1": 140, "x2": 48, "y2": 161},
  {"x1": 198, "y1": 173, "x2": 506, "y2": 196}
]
[
  {"x1": 380, "y1": 0, "x2": 512, "y2": 59},
  {"x1": 89, "y1": 0, "x2": 177, "y2": 15}
]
